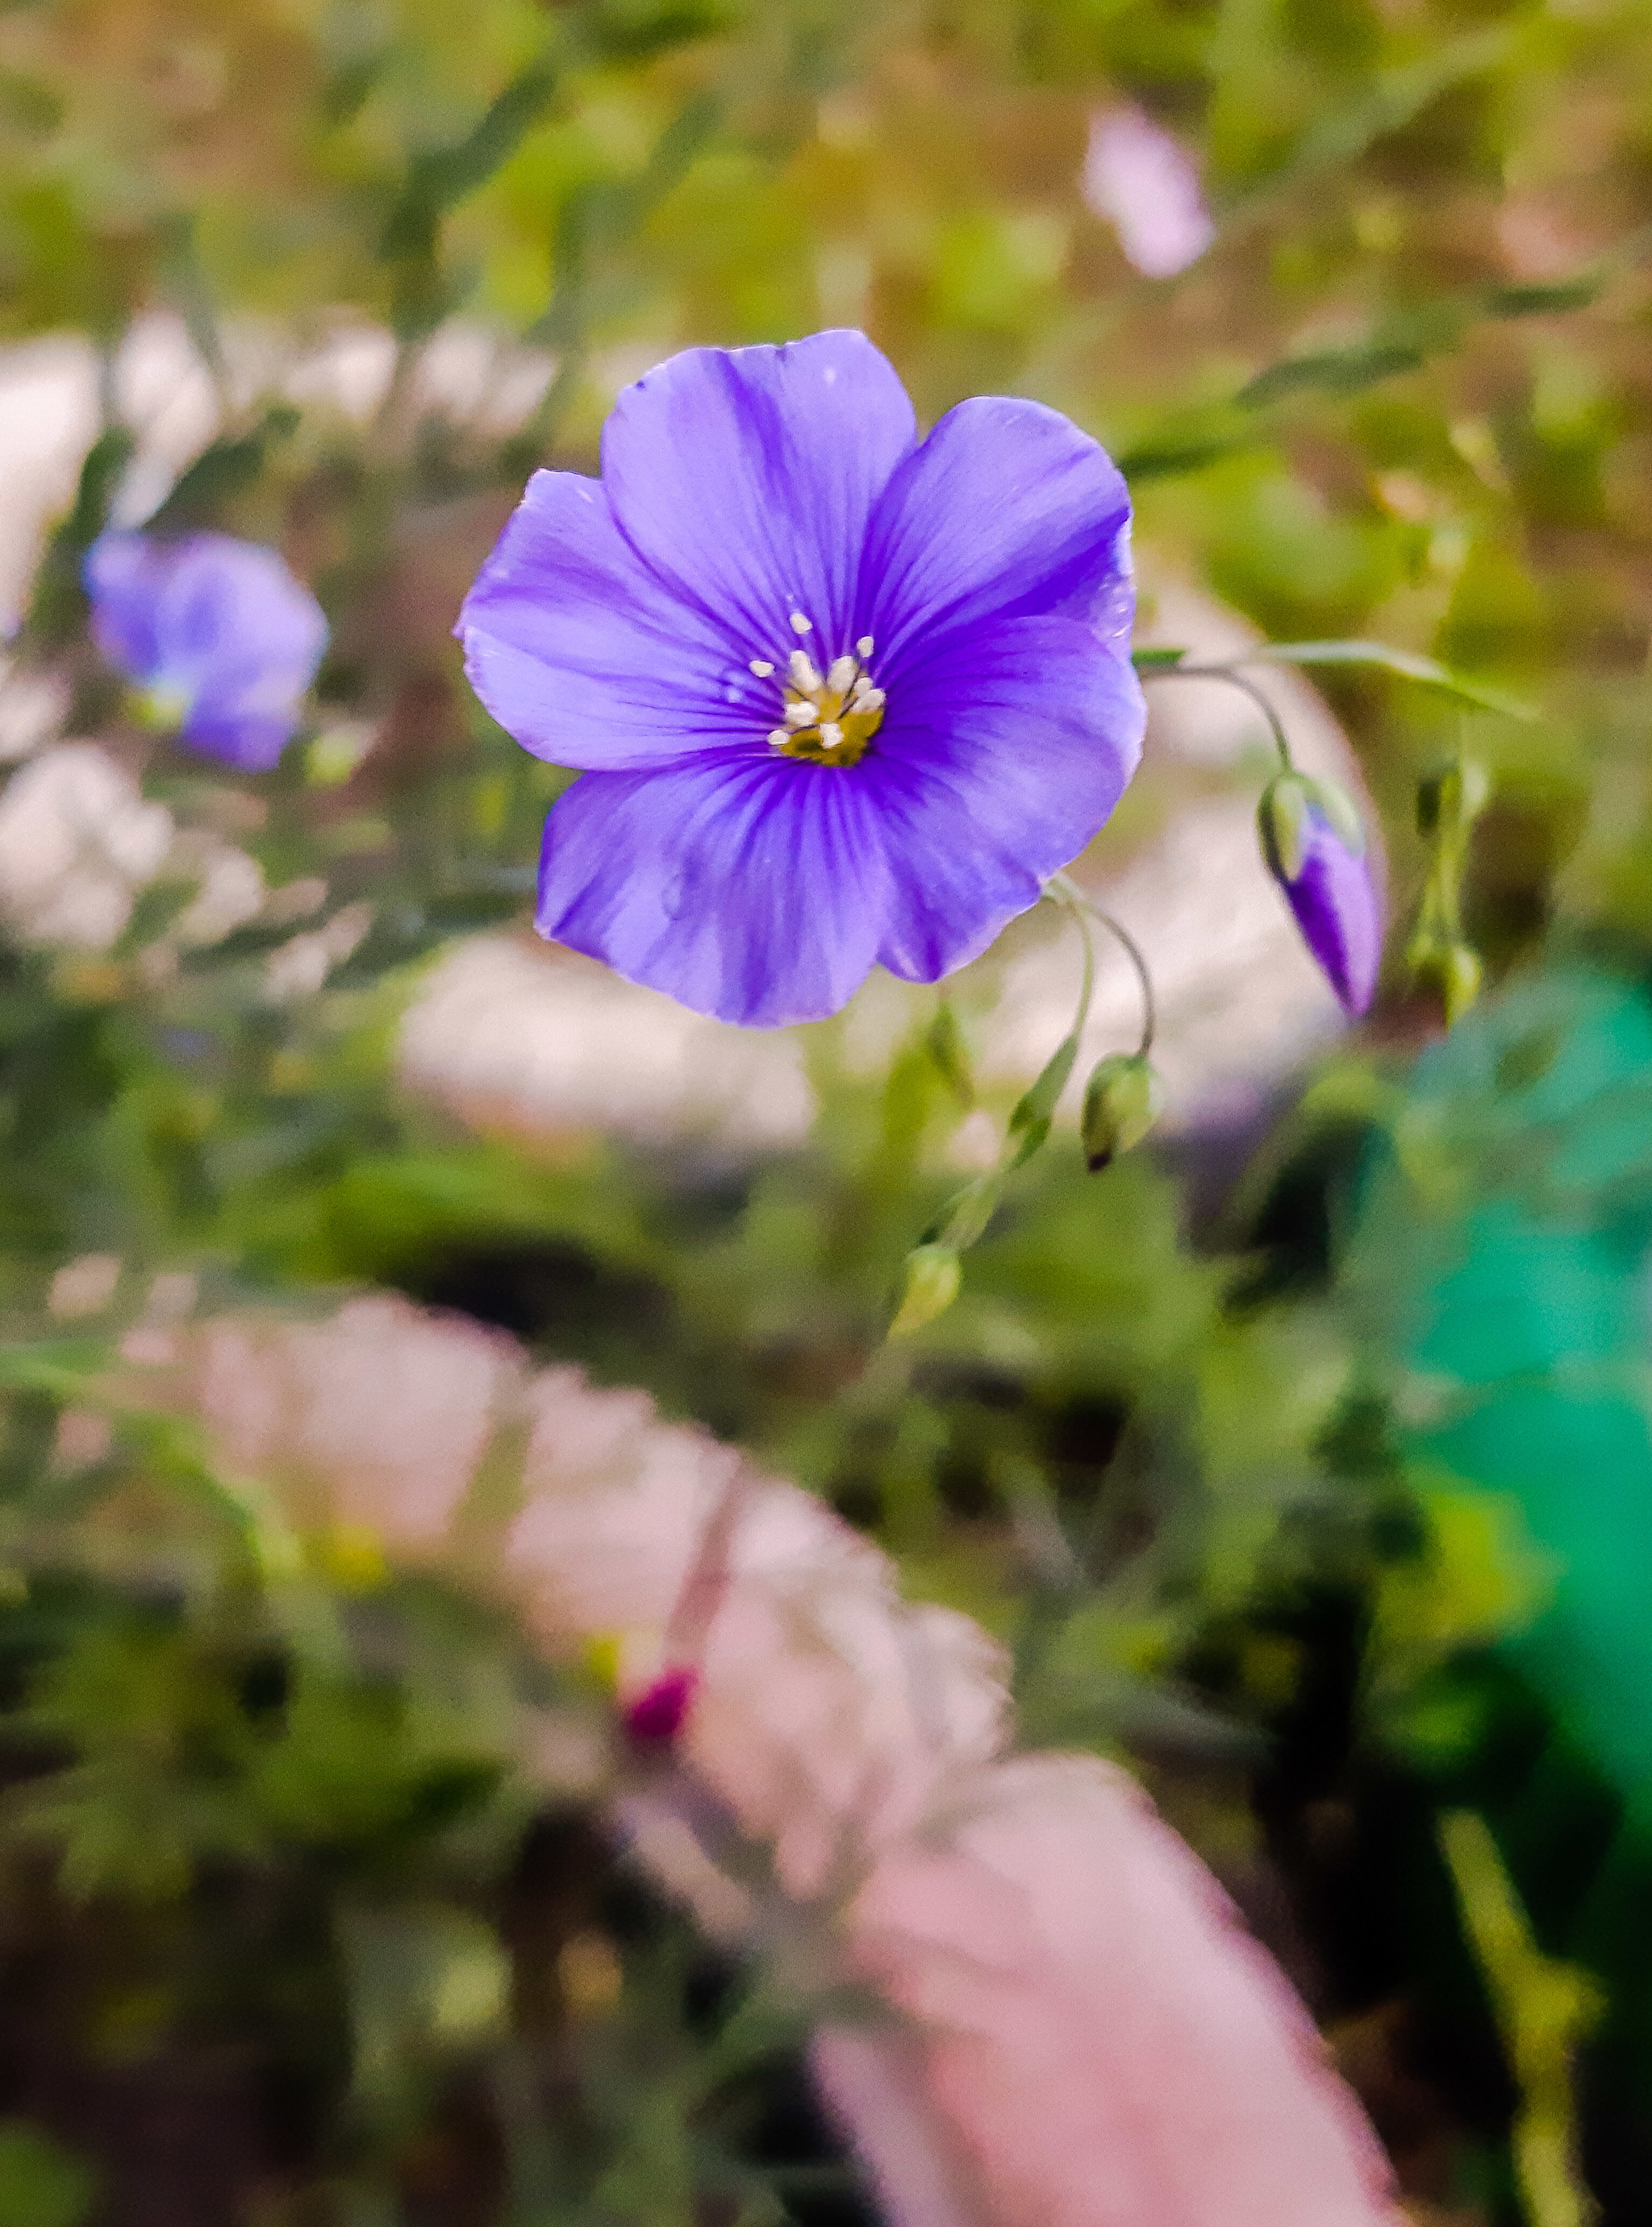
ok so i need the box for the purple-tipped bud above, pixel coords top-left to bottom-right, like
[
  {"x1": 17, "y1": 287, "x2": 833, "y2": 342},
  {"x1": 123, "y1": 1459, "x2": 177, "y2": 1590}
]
[
  {"x1": 1262, "y1": 791, "x2": 1383, "y2": 1017},
  {"x1": 621, "y1": 1665, "x2": 699, "y2": 1751}
]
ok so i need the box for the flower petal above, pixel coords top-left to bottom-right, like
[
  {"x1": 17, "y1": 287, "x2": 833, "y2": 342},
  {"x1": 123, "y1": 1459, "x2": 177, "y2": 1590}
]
[
  {"x1": 1279, "y1": 809, "x2": 1383, "y2": 1015},
  {"x1": 600, "y1": 331, "x2": 918, "y2": 657},
  {"x1": 535, "y1": 758, "x2": 895, "y2": 1026},
  {"x1": 158, "y1": 536, "x2": 328, "y2": 700},
  {"x1": 458, "y1": 470, "x2": 768, "y2": 771},
  {"x1": 181, "y1": 712, "x2": 295, "y2": 773},
  {"x1": 860, "y1": 398, "x2": 1134, "y2": 662},
  {"x1": 864, "y1": 615, "x2": 1144, "y2": 982},
  {"x1": 84, "y1": 534, "x2": 165, "y2": 677}
]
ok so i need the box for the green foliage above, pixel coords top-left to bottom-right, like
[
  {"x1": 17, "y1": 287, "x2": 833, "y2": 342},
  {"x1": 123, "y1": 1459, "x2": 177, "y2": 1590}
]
[{"x1": 0, "y1": 2124, "x2": 96, "y2": 2227}]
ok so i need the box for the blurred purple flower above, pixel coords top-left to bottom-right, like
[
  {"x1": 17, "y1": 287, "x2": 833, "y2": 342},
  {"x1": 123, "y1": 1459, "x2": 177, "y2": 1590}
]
[
  {"x1": 1081, "y1": 108, "x2": 1215, "y2": 279},
  {"x1": 1272, "y1": 804, "x2": 1383, "y2": 1015},
  {"x1": 457, "y1": 329, "x2": 1144, "y2": 1027},
  {"x1": 85, "y1": 531, "x2": 328, "y2": 772}
]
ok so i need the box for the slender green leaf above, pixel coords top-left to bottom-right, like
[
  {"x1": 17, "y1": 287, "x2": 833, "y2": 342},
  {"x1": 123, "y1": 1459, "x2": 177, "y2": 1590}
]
[{"x1": 1241, "y1": 641, "x2": 1537, "y2": 720}]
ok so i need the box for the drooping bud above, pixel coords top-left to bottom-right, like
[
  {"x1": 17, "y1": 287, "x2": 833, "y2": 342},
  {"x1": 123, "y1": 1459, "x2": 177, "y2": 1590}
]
[
  {"x1": 890, "y1": 1243, "x2": 962, "y2": 1338},
  {"x1": 1260, "y1": 787, "x2": 1382, "y2": 1017},
  {"x1": 1257, "y1": 772, "x2": 1314, "y2": 883},
  {"x1": 1080, "y1": 1052, "x2": 1164, "y2": 1171},
  {"x1": 1409, "y1": 937, "x2": 1483, "y2": 1027},
  {"x1": 1416, "y1": 757, "x2": 1491, "y2": 840}
]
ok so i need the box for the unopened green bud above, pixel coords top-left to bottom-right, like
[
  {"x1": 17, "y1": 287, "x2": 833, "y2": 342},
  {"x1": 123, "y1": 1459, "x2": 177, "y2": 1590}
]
[
  {"x1": 1437, "y1": 940, "x2": 1483, "y2": 1026},
  {"x1": 1257, "y1": 773, "x2": 1313, "y2": 882},
  {"x1": 1409, "y1": 937, "x2": 1483, "y2": 1026},
  {"x1": 889, "y1": 1243, "x2": 962, "y2": 1338},
  {"x1": 1081, "y1": 1052, "x2": 1165, "y2": 1172},
  {"x1": 933, "y1": 1176, "x2": 998, "y2": 1251},
  {"x1": 1416, "y1": 758, "x2": 1491, "y2": 838}
]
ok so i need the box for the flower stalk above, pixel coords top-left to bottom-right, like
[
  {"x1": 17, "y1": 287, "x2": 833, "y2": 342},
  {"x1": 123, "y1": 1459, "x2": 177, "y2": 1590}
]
[
  {"x1": 892, "y1": 878, "x2": 1162, "y2": 1338},
  {"x1": 1408, "y1": 756, "x2": 1490, "y2": 1026}
]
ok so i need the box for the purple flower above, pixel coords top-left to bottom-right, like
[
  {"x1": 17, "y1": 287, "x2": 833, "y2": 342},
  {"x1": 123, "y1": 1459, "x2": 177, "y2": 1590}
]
[
  {"x1": 1271, "y1": 804, "x2": 1383, "y2": 1016},
  {"x1": 457, "y1": 329, "x2": 1144, "y2": 1027},
  {"x1": 1081, "y1": 109, "x2": 1215, "y2": 280},
  {"x1": 85, "y1": 531, "x2": 328, "y2": 772}
]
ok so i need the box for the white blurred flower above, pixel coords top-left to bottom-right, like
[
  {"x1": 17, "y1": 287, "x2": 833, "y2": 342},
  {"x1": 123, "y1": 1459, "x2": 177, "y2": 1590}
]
[
  {"x1": 48, "y1": 1253, "x2": 122, "y2": 1320},
  {"x1": 0, "y1": 744, "x2": 174, "y2": 948},
  {"x1": 264, "y1": 900, "x2": 373, "y2": 1002},
  {"x1": 169, "y1": 835, "x2": 266, "y2": 948},
  {"x1": 1081, "y1": 107, "x2": 1215, "y2": 279},
  {"x1": 0, "y1": 659, "x2": 69, "y2": 763}
]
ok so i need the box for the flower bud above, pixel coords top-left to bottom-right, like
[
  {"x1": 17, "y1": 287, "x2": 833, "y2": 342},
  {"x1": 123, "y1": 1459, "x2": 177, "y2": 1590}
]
[
  {"x1": 1081, "y1": 1052, "x2": 1164, "y2": 1171},
  {"x1": 1410, "y1": 937, "x2": 1482, "y2": 1027},
  {"x1": 621, "y1": 1665, "x2": 699, "y2": 1752},
  {"x1": 890, "y1": 1243, "x2": 962, "y2": 1338},
  {"x1": 1256, "y1": 773, "x2": 1313, "y2": 883},
  {"x1": 1416, "y1": 758, "x2": 1491, "y2": 839},
  {"x1": 1261, "y1": 795, "x2": 1382, "y2": 1017}
]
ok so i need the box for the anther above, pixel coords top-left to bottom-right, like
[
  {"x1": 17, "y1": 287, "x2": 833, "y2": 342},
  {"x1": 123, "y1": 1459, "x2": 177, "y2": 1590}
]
[
  {"x1": 820, "y1": 723, "x2": 844, "y2": 750},
  {"x1": 790, "y1": 612, "x2": 813, "y2": 635},
  {"x1": 857, "y1": 636, "x2": 874, "y2": 658},
  {"x1": 853, "y1": 685, "x2": 886, "y2": 712},
  {"x1": 827, "y1": 654, "x2": 857, "y2": 694},
  {"x1": 783, "y1": 699, "x2": 816, "y2": 729},
  {"x1": 767, "y1": 729, "x2": 789, "y2": 748},
  {"x1": 788, "y1": 650, "x2": 822, "y2": 691},
  {"x1": 749, "y1": 658, "x2": 775, "y2": 678}
]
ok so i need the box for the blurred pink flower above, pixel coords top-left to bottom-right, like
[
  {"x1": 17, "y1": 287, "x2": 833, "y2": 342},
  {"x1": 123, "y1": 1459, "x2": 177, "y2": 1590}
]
[
  {"x1": 1081, "y1": 108, "x2": 1215, "y2": 279},
  {"x1": 194, "y1": 1293, "x2": 519, "y2": 1548},
  {"x1": 507, "y1": 1394, "x2": 1007, "y2": 1898},
  {"x1": 130, "y1": 1290, "x2": 1398, "y2": 2226},
  {"x1": 820, "y1": 1754, "x2": 1400, "y2": 2227}
]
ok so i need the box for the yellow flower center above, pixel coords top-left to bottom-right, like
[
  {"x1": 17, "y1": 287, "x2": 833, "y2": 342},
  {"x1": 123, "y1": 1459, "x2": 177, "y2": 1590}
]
[{"x1": 750, "y1": 617, "x2": 885, "y2": 767}]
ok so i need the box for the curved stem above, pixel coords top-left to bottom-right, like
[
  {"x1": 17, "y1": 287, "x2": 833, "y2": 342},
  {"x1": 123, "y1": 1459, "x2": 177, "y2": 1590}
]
[
  {"x1": 1142, "y1": 659, "x2": 1294, "y2": 770},
  {"x1": 1049, "y1": 873, "x2": 1156, "y2": 1056},
  {"x1": 1053, "y1": 877, "x2": 1098, "y2": 1040}
]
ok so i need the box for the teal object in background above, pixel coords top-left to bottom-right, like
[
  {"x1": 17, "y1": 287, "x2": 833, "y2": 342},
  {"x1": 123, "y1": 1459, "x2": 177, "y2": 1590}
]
[{"x1": 1354, "y1": 967, "x2": 1652, "y2": 1818}]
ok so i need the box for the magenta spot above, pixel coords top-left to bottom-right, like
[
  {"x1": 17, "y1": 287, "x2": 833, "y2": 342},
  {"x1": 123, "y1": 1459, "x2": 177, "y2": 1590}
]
[{"x1": 622, "y1": 1665, "x2": 699, "y2": 1749}]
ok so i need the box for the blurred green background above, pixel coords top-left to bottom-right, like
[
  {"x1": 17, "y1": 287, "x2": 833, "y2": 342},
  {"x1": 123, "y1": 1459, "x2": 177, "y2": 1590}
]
[{"x1": 2, "y1": 0, "x2": 1652, "y2": 2221}]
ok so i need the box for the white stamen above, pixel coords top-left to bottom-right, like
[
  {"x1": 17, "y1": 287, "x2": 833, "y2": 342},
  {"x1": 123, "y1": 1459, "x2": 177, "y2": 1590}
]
[
  {"x1": 788, "y1": 650, "x2": 822, "y2": 691},
  {"x1": 790, "y1": 612, "x2": 813, "y2": 635},
  {"x1": 853, "y1": 685, "x2": 886, "y2": 712},
  {"x1": 827, "y1": 654, "x2": 857, "y2": 693},
  {"x1": 784, "y1": 698, "x2": 816, "y2": 728},
  {"x1": 819, "y1": 723, "x2": 844, "y2": 749},
  {"x1": 857, "y1": 636, "x2": 874, "y2": 658},
  {"x1": 768, "y1": 729, "x2": 789, "y2": 748},
  {"x1": 749, "y1": 658, "x2": 775, "y2": 678}
]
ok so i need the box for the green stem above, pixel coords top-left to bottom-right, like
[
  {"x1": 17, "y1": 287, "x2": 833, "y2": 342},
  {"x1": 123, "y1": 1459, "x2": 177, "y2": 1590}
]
[
  {"x1": 1048, "y1": 873, "x2": 1156, "y2": 1056},
  {"x1": 1044, "y1": 875, "x2": 1098, "y2": 1051},
  {"x1": 1142, "y1": 659, "x2": 1295, "y2": 770}
]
